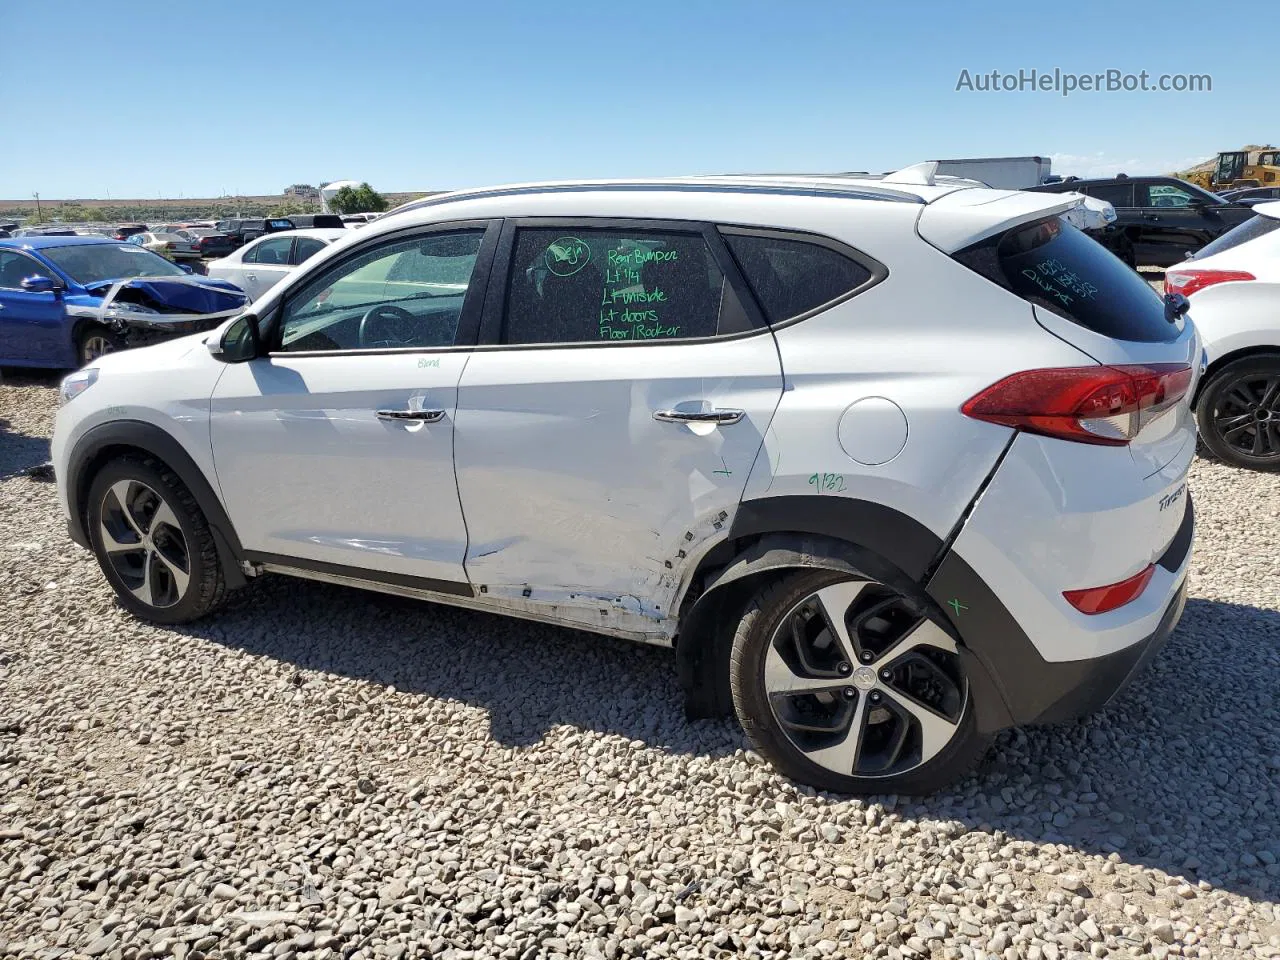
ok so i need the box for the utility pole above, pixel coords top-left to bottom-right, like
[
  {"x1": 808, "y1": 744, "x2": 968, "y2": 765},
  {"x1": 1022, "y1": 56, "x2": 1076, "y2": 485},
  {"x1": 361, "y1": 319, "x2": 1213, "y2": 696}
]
[{"x1": 34, "y1": 192, "x2": 41, "y2": 221}]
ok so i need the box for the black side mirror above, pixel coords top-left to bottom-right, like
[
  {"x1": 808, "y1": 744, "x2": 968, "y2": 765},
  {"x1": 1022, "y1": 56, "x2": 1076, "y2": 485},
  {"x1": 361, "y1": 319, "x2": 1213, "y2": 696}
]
[
  {"x1": 207, "y1": 313, "x2": 260, "y2": 363},
  {"x1": 20, "y1": 275, "x2": 61, "y2": 294}
]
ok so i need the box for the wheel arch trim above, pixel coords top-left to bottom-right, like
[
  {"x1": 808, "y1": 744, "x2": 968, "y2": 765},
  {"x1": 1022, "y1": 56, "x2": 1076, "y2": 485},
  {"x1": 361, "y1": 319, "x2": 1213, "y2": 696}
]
[
  {"x1": 65, "y1": 419, "x2": 246, "y2": 588},
  {"x1": 673, "y1": 496, "x2": 1011, "y2": 732}
]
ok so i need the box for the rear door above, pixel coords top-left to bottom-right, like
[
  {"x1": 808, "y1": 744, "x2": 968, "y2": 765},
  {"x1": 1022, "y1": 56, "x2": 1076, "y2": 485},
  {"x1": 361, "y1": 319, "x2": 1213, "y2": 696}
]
[{"x1": 452, "y1": 220, "x2": 783, "y2": 633}]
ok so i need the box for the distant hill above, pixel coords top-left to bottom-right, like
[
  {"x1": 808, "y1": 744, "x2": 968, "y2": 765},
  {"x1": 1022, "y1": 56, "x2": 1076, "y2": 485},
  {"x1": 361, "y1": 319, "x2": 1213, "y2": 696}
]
[{"x1": 0, "y1": 191, "x2": 438, "y2": 223}]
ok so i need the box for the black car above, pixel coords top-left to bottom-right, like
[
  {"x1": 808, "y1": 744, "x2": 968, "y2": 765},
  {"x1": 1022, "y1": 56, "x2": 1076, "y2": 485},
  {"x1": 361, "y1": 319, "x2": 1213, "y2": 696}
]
[
  {"x1": 1219, "y1": 186, "x2": 1280, "y2": 205},
  {"x1": 283, "y1": 214, "x2": 346, "y2": 229},
  {"x1": 214, "y1": 217, "x2": 296, "y2": 248},
  {"x1": 1027, "y1": 175, "x2": 1255, "y2": 267}
]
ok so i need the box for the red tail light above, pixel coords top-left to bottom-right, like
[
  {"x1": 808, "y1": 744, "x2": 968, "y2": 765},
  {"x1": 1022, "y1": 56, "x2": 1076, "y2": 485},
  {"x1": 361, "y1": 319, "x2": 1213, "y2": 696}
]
[
  {"x1": 1064, "y1": 564, "x2": 1155, "y2": 614},
  {"x1": 962, "y1": 364, "x2": 1193, "y2": 446},
  {"x1": 1164, "y1": 268, "x2": 1254, "y2": 298}
]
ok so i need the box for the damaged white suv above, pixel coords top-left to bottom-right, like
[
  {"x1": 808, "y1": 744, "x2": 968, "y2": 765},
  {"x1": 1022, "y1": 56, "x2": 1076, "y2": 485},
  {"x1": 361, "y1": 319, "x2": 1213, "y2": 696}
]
[{"x1": 52, "y1": 174, "x2": 1198, "y2": 794}]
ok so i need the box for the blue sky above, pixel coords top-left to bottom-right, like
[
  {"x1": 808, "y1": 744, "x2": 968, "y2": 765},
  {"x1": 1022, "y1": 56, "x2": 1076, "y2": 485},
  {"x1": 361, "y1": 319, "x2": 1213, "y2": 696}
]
[{"x1": 0, "y1": 0, "x2": 1268, "y2": 199}]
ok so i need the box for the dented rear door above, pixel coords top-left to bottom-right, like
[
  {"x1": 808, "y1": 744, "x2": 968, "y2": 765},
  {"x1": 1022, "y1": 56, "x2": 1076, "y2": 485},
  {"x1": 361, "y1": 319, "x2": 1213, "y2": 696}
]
[{"x1": 452, "y1": 220, "x2": 782, "y2": 638}]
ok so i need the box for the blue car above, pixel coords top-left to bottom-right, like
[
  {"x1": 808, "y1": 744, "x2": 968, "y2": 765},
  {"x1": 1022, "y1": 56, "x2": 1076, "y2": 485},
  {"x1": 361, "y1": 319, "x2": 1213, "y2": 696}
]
[{"x1": 0, "y1": 236, "x2": 249, "y2": 369}]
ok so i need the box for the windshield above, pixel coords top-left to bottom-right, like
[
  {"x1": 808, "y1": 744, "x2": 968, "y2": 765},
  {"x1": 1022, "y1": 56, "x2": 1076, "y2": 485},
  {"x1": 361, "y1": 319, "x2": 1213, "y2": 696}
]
[{"x1": 41, "y1": 242, "x2": 187, "y2": 285}]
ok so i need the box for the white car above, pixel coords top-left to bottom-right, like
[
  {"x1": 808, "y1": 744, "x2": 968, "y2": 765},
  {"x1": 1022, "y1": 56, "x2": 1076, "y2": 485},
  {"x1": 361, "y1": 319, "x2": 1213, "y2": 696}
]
[
  {"x1": 1166, "y1": 201, "x2": 1280, "y2": 469},
  {"x1": 128, "y1": 231, "x2": 201, "y2": 261},
  {"x1": 51, "y1": 173, "x2": 1198, "y2": 794},
  {"x1": 205, "y1": 228, "x2": 345, "y2": 300}
]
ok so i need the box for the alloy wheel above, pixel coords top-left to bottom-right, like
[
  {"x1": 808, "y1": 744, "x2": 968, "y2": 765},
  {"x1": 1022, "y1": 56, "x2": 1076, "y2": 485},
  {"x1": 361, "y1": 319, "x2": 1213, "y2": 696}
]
[
  {"x1": 97, "y1": 479, "x2": 191, "y2": 608},
  {"x1": 763, "y1": 580, "x2": 966, "y2": 779},
  {"x1": 1211, "y1": 373, "x2": 1280, "y2": 460},
  {"x1": 82, "y1": 335, "x2": 116, "y2": 363}
]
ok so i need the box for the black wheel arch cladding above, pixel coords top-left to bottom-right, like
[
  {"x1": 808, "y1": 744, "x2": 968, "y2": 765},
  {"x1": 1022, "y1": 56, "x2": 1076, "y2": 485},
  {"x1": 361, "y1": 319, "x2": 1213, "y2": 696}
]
[
  {"x1": 66, "y1": 420, "x2": 246, "y2": 589},
  {"x1": 675, "y1": 496, "x2": 962, "y2": 721}
]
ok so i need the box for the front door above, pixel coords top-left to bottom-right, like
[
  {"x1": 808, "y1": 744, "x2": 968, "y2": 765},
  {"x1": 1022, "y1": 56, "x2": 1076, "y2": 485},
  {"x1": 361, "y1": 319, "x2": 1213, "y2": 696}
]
[
  {"x1": 209, "y1": 222, "x2": 499, "y2": 588},
  {"x1": 453, "y1": 221, "x2": 783, "y2": 633},
  {"x1": 0, "y1": 250, "x2": 67, "y2": 365}
]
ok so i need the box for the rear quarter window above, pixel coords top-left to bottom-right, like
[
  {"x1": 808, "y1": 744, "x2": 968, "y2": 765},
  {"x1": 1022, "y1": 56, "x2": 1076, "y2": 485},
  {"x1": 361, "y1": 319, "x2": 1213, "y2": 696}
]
[
  {"x1": 721, "y1": 231, "x2": 878, "y2": 324},
  {"x1": 954, "y1": 217, "x2": 1177, "y2": 343}
]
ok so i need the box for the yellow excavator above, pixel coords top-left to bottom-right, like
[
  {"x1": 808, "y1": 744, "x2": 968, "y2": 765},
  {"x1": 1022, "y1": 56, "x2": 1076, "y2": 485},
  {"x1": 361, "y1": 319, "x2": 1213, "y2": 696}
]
[{"x1": 1183, "y1": 148, "x2": 1280, "y2": 192}]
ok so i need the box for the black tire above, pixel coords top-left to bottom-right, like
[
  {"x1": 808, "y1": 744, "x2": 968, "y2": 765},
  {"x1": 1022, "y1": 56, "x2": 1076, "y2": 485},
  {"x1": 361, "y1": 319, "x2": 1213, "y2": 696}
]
[
  {"x1": 1196, "y1": 355, "x2": 1280, "y2": 471},
  {"x1": 730, "y1": 569, "x2": 988, "y2": 795},
  {"x1": 77, "y1": 325, "x2": 124, "y2": 367},
  {"x1": 86, "y1": 456, "x2": 227, "y2": 624}
]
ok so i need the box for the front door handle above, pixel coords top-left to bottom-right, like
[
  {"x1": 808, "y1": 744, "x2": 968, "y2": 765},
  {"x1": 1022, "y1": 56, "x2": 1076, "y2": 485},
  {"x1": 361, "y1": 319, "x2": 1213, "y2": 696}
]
[
  {"x1": 376, "y1": 408, "x2": 446, "y2": 423},
  {"x1": 1143, "y1": 214, "x2": 1161, "y2": 221},
  {"x1": 653, "y1": 408, "x2": 745, "y2": 425},
  {"x1": 244, "y1": 273, "x2": 257, "y2": 280}
]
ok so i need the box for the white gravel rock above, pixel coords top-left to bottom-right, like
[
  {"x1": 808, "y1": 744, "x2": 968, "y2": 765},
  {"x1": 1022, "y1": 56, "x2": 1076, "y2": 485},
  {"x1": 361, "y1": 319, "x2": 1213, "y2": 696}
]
[{"x1": 1, "y1": 373, "x2": 1278, "y2": 960}]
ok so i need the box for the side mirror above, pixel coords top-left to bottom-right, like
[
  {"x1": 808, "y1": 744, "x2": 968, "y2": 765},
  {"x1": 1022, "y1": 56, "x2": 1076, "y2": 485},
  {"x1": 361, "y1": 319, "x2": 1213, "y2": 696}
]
[
  {"x1": 178, "y1": 263, "x2": 194, "y2": 274},
  {"x1": 20, "y1": 275, "x2": 60, "y2": 294},
  {"x1": 207, "y1": 313, "x2": 260, "y2": 363}
]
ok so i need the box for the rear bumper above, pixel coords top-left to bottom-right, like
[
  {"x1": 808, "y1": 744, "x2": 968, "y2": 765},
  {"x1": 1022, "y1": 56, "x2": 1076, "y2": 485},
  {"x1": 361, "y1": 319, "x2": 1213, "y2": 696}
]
[{"x1": 928, "y1": 494, "x2": 1193, "y2": 733}]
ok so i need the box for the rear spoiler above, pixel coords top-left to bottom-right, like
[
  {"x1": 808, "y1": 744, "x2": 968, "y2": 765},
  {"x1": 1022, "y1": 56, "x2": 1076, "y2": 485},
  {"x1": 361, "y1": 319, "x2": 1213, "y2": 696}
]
[{"x1": 916, "y1": 189, "x2": 1083, "y2": 253}]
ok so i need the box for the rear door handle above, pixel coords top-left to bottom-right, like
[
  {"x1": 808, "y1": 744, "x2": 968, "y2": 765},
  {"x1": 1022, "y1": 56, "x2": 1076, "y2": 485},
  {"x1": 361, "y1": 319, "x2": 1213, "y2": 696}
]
[
  {"x1": 1143, "y1": 214, "x2": 1161, "y2": 221},
  {"x1": 376, "y1": 408, "x2": 446, "y2": 423},
  {"x1": 653, "y1": 408, "x2": 745, "y2": 425},
  {"x1": 244, "y1": 273, "x2": 257, "y2": 280}
]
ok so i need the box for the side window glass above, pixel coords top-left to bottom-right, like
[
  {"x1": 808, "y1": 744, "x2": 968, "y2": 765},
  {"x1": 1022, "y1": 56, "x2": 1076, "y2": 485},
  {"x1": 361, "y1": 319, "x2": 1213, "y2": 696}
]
[
  {"x1": 279, "y1": 230, "x2": 484, "y2": 353},
  {"x1": 292, "y1": 237, "x2": 327, "y2": 265},
  {"x1": 1084, "y1": 183, "x2": 1133, "y2": 208},
  {"x1": 253, "y1": 237, "x2": 294, "y2": 265},
  {"x1": 0, "y1": 252, "x2": 39, "y2": 288},
  {"x1": 722, "y1": 232, "x2": 873, "y2": 324},
  {"x1": 503, "y1": 228, "x2": 737, "y2": 345},
  {"x1": 1143, "y1": 183, "x2": 1197, "y2": 208}
]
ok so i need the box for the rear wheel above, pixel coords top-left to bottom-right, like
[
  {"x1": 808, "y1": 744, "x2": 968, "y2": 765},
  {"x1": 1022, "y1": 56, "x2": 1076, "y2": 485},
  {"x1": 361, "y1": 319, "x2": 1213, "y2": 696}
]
[
  {"x1": 730, "y1": 570, "x2": 987, "y2": 794},
  {"x1": 1196, "y1": 355, "x2": 1280, "y2": 471}
]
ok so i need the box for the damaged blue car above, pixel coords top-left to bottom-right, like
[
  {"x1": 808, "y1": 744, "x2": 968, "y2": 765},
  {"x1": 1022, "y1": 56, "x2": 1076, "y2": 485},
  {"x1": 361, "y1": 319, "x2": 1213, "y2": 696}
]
[{"x1": 0, "y1": 236, "x2": 249, "y2": 368}]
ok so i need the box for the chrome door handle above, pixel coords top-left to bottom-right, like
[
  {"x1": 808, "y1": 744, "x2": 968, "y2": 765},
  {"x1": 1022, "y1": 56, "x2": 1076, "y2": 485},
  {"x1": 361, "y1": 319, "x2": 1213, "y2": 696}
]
[
  {"x1": 376, "y1": 408, "x2": 446, "y2": 423},
  {"x1": 653, "y1": 408, "x2": 745, "y2": 425}
]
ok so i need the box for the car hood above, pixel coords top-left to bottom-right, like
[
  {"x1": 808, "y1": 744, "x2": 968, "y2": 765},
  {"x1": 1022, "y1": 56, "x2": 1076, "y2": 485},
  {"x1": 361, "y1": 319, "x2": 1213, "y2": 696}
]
[{"x1": 80, "y1": 276, "x2": 248, "y2": 315}]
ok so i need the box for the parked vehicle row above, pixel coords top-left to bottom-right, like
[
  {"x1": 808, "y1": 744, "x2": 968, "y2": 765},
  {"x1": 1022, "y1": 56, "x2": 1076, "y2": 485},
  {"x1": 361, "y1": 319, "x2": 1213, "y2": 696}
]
[{"x1": 52, "y1": 172, "x2": 1197, "y2": 795}]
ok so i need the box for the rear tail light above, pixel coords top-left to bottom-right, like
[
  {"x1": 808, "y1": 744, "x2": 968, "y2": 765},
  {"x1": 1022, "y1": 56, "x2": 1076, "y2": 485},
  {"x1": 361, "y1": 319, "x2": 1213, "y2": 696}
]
[
  {"x1": 1064, "y1": 564, "x2": 1155, "y2": 614},
  {"x1": 962, "y1": 364, "x2": 1193, "y2": 446},
  {"x1": 1164, "y1": 268, "x2": 1254, "y2": 298}
]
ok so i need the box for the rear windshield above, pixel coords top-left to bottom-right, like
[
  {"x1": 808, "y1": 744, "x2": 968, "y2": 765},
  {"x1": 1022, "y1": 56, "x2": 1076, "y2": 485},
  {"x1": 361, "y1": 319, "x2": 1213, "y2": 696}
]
[
  {"x1": 954, "y1": 217, "x2": 1176, "y2": 343},
  {"x1": 1193, "y1": 214, "x2": 1280, "y2": 259}
]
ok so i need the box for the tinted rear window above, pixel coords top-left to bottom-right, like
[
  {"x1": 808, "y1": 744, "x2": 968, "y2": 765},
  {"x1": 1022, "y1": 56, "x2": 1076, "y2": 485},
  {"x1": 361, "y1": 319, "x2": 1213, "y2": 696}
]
[
  {"x1": 954, "y1": 217, "x2": 1176, "y2": 343},
  {"x1": 722, "y1": 232, "x2": 874, "y2": 324},
  {"x1": 1193, "y1": 214, "x2": 1280, "y2": 259}
]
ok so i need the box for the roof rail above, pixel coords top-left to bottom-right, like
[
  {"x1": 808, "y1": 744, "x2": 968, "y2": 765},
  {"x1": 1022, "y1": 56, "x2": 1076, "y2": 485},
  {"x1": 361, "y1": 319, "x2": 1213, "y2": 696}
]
[{"x1": 388, "y1": 178, "x2": 927, "y2": 217}]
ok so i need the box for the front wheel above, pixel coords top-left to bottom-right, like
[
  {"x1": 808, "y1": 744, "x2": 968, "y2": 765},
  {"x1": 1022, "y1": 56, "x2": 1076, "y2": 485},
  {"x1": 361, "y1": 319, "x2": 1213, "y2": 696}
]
[
  {"x1": 77, "y1": 326, "x2": 124, "y2": 367},
  {"x1": 1196, "y1": 355, "x2": 1280, "y2": 471},
  {"x1": 730, "y1": 570, "x2": 987, "y2": 794},
  {"x1": 86, "y1": 457, "x2": 227, "y2": 623}
]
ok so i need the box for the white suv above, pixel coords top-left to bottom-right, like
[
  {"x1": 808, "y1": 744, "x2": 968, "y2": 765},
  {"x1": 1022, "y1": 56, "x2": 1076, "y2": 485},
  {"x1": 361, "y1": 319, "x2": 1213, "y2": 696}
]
[{"x1": 52, "y1": 175, "x2": 1199, "y2": 794}]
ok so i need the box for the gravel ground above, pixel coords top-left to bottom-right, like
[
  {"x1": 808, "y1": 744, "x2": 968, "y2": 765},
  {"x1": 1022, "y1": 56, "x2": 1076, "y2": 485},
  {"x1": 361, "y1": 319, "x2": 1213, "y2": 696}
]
[{"x1": 1, "y1": 372, "x2": 1278, "y2": 960}]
